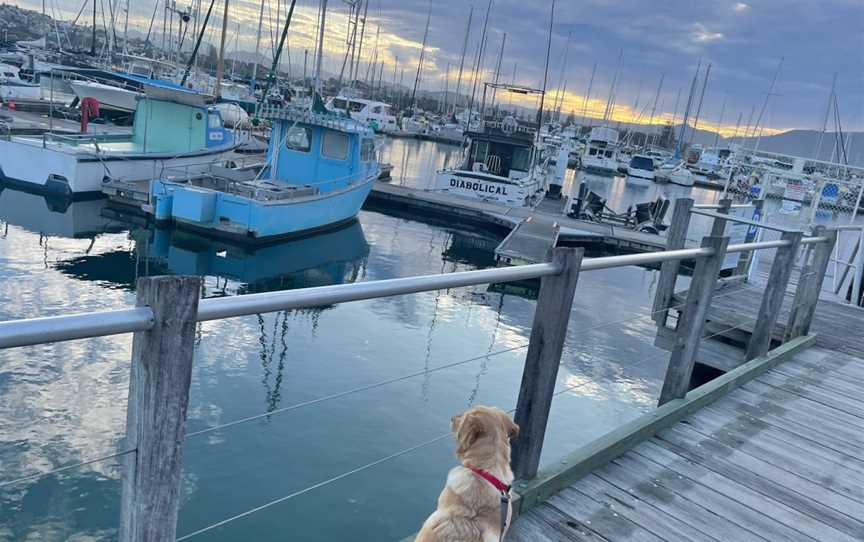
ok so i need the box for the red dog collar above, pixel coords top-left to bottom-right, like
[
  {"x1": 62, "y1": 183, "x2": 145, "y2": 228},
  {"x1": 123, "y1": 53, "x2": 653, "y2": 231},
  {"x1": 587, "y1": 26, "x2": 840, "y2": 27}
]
[{"x1": 465, "y1": 465, "x2": 511, "y2": 494}]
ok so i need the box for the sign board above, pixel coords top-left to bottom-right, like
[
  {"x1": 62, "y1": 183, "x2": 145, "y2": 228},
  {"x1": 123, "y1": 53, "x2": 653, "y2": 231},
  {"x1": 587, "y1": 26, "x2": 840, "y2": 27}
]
[{"x1": 780, "y1": 181, "x2": 805, "y2": 215}]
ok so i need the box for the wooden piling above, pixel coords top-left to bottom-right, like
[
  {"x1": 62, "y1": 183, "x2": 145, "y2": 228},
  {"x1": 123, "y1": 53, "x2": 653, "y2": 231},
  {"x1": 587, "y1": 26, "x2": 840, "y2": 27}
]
[
  {"x1": 658, "y1": 235, "x2": 729, "y2": 406},
  {"x1": 746, "y1": 231, "x2": 803, "y2": 360},
  {"x1": 652, "y1": 198, "x2": 693, "y2": 325},
  {"x1": 787, "y1": 227, "x2": 837, "y2": 339},
  {"x1": 120, "y1": 276, "x2": 202, "y2": 542},
  {"x1": 709, "y1": 198, "x2": 732, "y2": 237},
  {"x1": 512, "y1": 247, "x2": 583, "y2": 480}
]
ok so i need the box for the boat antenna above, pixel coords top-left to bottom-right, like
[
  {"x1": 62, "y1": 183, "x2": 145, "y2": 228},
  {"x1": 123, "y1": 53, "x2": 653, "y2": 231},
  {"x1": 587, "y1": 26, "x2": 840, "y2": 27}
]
[
  {"x1": 536, "y1": 0, "x2": 555, "y2": 132},
  {"x1": 260, "y1": 0, "x2": 298, "y2": 104},
  {"x1": 410, "y1": 1, "x2": 432, "y2": 113},
  {"x1": 181, "y1": 0, "x2": 217, "y2": 86}
]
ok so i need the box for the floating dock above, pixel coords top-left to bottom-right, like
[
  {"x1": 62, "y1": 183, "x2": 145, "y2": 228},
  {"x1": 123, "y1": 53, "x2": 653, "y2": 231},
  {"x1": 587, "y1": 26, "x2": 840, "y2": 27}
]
[{"x1": 495, "y1": 217, "x2": 560, "y2": 265}]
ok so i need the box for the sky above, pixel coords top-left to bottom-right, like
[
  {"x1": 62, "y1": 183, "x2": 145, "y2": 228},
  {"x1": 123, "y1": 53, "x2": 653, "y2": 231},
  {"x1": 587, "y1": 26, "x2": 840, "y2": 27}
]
[{"x1": 15, "y1": 0, "x2": 864, "y2": 135}]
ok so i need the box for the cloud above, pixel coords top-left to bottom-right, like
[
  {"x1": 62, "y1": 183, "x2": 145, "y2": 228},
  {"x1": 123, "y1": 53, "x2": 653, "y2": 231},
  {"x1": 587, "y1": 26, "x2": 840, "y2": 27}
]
[
  {"x1": 692, "y1": 23, "x2": 724, "y2": 43},
  {"x1": 733, "y1": 2, "x2": 750, "y2": 12}
]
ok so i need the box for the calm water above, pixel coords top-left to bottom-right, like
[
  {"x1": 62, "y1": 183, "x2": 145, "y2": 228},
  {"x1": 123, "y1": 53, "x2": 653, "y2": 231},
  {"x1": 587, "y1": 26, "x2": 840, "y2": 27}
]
[{"x1": 0, "y1": 139, "x2": 852, "y2": 541}]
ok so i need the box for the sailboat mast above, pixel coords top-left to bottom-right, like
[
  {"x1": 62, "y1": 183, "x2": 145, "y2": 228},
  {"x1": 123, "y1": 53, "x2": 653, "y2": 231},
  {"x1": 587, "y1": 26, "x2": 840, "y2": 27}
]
[
  {"x1": 352, "y1": 0, "x2": 368, "y2": 84},
  {"x1": 409, "y1": 3, "x2": 432, "y2": 112},
  {"x1": 453, "y1": 5, "x2": 473, "y2": 114},
  {"x1": 580, "y1": 61, "x2": 596, "y2": 128},
  {"x1": 752, "y1": 56, "x2": 784, "y2": 152},
  {"x1": 250, "y1": 0, "x2": 265, "y2": 89},
  {"x1": 535, "y1": 0, "x2": 554, "y2": 131},
  {"x1": 467, "y1": 0, "x2": 493, "y2": 121},
  {"x1": 644, "y1": 73, "x2": 664, "y2": 151},
  {"x1": 814, "y1": 73, "x2": 837, "y2": 160},
  {"x1": 676, "y1": 60, "x2": 701, "y2": 160},
  {"x1": 688, "y1": 62, "x2": 711, "y2": 144},
  {"x1": 314, "y1": 0, "x2": 328, "y2": 95},
  {"x1": 91, "y1": 0, "x2": 97, "y2": 55},
  {"x1": 214, "y1": 0, "x2": 230, "y2": 98},
  {"x1": 122, "y1": 0, "x2": 130, "y2": 52},
  {"x1": 489, "y1": 32, "x2": 506, "y2": 114},
  {"x1": 712, "y1": 93, "x2": 726, "y2": 149},
  {"x1": 602, "y1": 50, "x2": 623, "y2": 123}
]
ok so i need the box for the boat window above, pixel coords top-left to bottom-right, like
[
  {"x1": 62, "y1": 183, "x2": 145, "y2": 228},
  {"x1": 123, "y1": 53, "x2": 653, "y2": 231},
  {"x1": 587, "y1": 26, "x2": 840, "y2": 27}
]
[
  {"x1": 285, "y1": 125, "x2": 312, "y2": 152},
  {"x1": 322, "y1": 130, "x2": 350, "y2": 160},
  {"x1": 349, "y1": 101, "x2": 365, "y2": 113},
  {"x1": 511, "y1": 147, "x2": 531, "y2": 172},
  {"x1": 332, "y1": 98, "x2": 348, "y2": 110},
  {"x1": 372, "y1": 106, "x2": 382, "y2": 114},
  {"x1": 630, "y1": 156, "x2": 654, "y2": 171},
  {"x1": 589, "y1": 148, "x2": 598, "y2": 156},
  {"x1": 361, "y1": 138, "x2": 376, "y2": 162},
  {"x1": 208, "y1": 113, "x2": 223, "y2": 129},
  {"x1": 471, "y1": 140, "x2": 489, "y2": 166},
  {"x1": 605, "y1": 150, "x2": 613, "y2": 158}
]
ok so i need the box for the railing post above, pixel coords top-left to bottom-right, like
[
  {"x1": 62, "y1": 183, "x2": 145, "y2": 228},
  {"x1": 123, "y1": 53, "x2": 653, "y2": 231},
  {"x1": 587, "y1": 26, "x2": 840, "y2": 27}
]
[
  {"x1": 120, "y1": 276, "x2": 202, "y2": 542},
  {"x1": 745, "y1": 230, "x2": 803, "y2": 360},
  {"x1": 512, "y1": 247, "x2": 583, "y2": 480},
  {"x1": 787, "y1": 227, "x2": 837, "y2": 338},
  {"x1": 658, "y1": 235, "x2": 729, "y2": 406},
  {"x1": 710, "y1": 198, "x2": 732, "y2": 236},
  {"x1": 652, "y1": 198, "x2": 693, "y2": 325}
]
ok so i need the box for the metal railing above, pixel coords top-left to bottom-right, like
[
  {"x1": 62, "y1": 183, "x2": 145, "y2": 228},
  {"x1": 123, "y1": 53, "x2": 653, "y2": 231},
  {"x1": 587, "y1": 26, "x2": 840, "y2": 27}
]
[{"x1": 0, "y1": 197, "x2": 840, "y2": 541}]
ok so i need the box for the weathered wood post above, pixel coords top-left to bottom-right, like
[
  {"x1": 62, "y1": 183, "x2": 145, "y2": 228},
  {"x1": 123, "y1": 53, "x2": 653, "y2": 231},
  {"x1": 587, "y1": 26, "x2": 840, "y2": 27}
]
[
  {"x1": 745, "y1": 230, "x2": 803, "y2": 360},
  {"x1": 652, "y1": 198, "x2": 693, "y2": 325},
  {"x1": 658, "y1": 235, "x2": 729, "y2": 406},
  {"x1": 787, "y1": 227, "x2": 837, "y2": 339},
  {"x1": 512, "y1": 247, "x2": 583, "y2": 480},
  {"x1": 120, "y1": 276, "x2": 202, "y2": 542},
  {"x1": 710, "y1": 198, "x2": 732, "y2": 236}
]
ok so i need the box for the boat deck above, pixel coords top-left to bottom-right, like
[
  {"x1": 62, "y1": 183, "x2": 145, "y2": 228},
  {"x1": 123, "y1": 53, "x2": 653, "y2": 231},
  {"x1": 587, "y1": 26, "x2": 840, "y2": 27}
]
[{"x1": 509, "y1": 345, "x2": 864, "y2": 542}]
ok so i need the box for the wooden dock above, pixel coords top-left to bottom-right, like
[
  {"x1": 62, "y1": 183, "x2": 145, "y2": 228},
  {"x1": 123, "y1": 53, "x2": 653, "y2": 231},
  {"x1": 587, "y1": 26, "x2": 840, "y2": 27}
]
[
  {"x1": 496, "y1": 217, "x2": 560, "y2": 265},
  {"x1": 368, "y1": 182, "x2": 666, "y2": 254},
  {"x1": 510, "y1": 343, "x2": 864, "y2": 542}
]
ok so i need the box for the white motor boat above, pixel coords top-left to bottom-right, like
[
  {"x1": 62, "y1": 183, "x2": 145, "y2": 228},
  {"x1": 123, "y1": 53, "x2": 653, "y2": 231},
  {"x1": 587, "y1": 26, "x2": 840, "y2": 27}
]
[
  {"x1": 657, "y1": 161, "x2": 694, "y2": 187},
  {"x1": 626, "y1": 154, "x2": 656, "y2": 186},
  {"x1": 580, "y1": 126, "x2": 620, "y2": 176},
  {"x1": 326, "y1": 95, "x2": 399, "y2": 134},
  {"x1": 0, "y1": 63, "x2": 41, "y2": 103},
  {"x1": 432, "y1": 117, "x2": 550, "y2": 207}
]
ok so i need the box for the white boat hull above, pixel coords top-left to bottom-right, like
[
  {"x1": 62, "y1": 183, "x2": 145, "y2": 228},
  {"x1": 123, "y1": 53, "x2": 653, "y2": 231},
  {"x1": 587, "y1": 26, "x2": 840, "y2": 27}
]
[
  {"x1": 432, "y1": 169, "x2": 544, "y2": 206},
  {"x1": 0, "y1": 138, "x2": 236, "y2": 195},
  {"x1": 0, "y1": 81, "x2": 41, "y2": 102},
  {"x1": 581, "y1": 154, "x2": 620, "y2": 175},
  {"x1": 70, "y1": 81, "x2": 140, "y2": 113}
]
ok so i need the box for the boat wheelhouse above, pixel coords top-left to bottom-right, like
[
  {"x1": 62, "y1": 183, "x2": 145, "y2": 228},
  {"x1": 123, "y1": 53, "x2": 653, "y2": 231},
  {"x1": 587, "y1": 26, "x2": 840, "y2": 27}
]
[
  {"x1": 148, "y1": 105, "x2": 380, "y2": 243},
  {"x1": 432, "y1": 116, "x2": 548, "y2": 207},
  {"x1": 580, "y1": 126, "x2": 620, "y2": 175},
  {"x1": 0, "y1": 83, "x2": 236, "y2": 196}
]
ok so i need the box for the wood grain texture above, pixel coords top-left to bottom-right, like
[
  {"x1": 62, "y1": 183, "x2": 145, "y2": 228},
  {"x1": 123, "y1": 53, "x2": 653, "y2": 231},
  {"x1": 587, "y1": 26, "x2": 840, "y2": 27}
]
[
  {"x1": 787, "y1": 227, "x2": 838, "y2": 338},
  {"x1": 119, "y1": 276, "x2": 201, "y2": 542},
  {"x1": 512, "y1": 247, "x2": 584, "y2": 480},
  {"x1": 746, "y1": 231, "x2": 802, "y2": 360},
  {"x1": 658, "y1": 235, "x2": 729, "y2": 405},
  {"x1": 652, "y1": 198, "x2": 693, "y2": 325}
]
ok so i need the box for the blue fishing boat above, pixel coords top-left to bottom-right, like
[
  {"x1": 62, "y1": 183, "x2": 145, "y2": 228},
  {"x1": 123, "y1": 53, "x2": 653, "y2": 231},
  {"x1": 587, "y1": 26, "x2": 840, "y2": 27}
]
[{"x1": 149, "y1": 103, "x2": 380, "y2": 243}]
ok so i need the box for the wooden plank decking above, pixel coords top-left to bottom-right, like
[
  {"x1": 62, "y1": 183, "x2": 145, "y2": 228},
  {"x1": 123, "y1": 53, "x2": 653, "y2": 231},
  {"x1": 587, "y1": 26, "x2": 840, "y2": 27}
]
[{"x1": 509, "y1": 346, "x2": 864, "y2": 541}]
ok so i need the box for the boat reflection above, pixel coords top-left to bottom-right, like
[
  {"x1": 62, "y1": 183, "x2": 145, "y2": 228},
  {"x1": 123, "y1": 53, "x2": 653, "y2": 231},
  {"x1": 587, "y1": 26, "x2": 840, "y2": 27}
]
[{"x1": 56, "y1": 221, "x2": 370, "y2": 295}]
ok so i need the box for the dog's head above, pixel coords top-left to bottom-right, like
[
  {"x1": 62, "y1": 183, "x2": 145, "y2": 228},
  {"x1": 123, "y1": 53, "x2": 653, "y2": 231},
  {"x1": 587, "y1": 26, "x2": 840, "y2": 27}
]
[{"x1": 450, "y1": 405, "x2": 520, "y2": 457}]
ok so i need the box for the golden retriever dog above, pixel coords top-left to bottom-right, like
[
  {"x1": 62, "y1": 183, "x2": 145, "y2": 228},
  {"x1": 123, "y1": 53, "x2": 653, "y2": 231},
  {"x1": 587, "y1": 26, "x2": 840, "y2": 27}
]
[{"x1": 416, "y1": 405, "x2": 520, "y2": 542}]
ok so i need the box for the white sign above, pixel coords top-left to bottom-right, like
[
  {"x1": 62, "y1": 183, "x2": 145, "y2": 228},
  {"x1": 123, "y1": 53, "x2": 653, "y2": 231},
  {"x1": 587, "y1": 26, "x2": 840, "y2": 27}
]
[{"x1": 722, "y1": 206, "x2": 757, "y2": 269}]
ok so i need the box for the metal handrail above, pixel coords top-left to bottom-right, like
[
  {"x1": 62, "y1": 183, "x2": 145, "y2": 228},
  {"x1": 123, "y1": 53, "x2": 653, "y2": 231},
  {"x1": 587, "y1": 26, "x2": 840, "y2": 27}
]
[{"x1": 0, "y1": 236, "x2": 828, "y2": 350}]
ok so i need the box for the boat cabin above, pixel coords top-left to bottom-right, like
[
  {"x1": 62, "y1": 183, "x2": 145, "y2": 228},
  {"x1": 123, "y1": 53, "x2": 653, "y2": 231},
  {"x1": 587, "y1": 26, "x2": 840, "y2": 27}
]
[
  {"x1": 461, "y1": 118, "x2": 536, "y2": 179},
  {"x1": 262, "y1": 107, "x2": 379, "y2": 190},
  {"x1": 585, "y1": 126, "x2": 619, "y2": 160}
]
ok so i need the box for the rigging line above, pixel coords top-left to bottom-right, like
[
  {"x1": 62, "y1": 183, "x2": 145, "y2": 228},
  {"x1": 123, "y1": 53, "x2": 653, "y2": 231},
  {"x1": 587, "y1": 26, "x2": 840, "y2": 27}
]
[
  {"x1": 0, "y1": 448, "x2": 136, "y2": 489},
  {"x1": 185, "y1": 344, "x2": 530, "y2": 438},
  {"x1": 186, "y1": 282, "x2": 767, "y2": 438},
  {"x1": 176, "y1": 432, "x2": 453, "y2": 540}
]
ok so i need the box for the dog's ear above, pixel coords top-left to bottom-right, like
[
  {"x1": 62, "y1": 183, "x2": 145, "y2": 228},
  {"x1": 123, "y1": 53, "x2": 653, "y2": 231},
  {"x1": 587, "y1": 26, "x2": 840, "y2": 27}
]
[
  {"x1": 455, "y1": 412, "x2": 485, "y2": 455},
  {"x1": 505, "y1": 417, "x2": 520, "y2": 439}
]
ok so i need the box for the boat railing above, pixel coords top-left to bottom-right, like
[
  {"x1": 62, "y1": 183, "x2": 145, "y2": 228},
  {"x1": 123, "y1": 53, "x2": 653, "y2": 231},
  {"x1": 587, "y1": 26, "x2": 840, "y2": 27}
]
[{"x1": 0, "y1": 196, "x2": 842, "y2": 540}]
